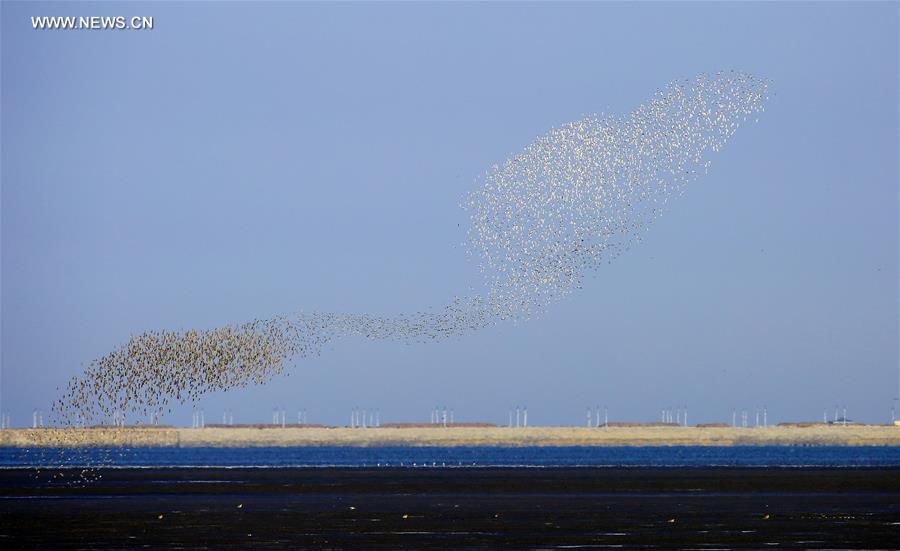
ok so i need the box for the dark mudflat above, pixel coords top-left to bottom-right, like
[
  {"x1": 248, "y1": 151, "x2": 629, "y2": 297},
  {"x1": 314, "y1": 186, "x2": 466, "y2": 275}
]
[{"x1": 1, "y1": 467, "x2": 897, "y2": 549}]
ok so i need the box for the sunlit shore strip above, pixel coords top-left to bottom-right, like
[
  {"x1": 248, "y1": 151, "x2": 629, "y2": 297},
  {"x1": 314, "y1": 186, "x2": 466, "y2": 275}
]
[{"x1": 2, "y1": 425, "x2": 897, "y2": 448}]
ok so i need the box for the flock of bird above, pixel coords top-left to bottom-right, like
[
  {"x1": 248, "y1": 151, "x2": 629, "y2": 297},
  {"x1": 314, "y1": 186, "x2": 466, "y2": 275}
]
[{"x1": 50, "y1": 70, "x2": 770, "y2": 429}]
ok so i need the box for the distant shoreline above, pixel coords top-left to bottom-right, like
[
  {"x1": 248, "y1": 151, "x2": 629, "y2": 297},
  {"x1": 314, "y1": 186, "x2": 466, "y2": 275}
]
[{"x1": 1, "y1": 425, "x2": 897, "y2": 448}]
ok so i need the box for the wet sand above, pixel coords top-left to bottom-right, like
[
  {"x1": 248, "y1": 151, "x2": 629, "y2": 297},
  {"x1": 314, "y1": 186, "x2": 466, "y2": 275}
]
[
  {"x1": 1, "y1": 467, "x2": 897, "y2": 549},
  {"x1": 3, "y1": 424, "x2": 898, "y2": 448}
]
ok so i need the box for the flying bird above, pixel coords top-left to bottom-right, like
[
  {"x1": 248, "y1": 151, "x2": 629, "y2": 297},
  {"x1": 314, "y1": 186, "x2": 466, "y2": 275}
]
[{"x1": 52, "y1": 71, "x2": 770, "y2": 429}]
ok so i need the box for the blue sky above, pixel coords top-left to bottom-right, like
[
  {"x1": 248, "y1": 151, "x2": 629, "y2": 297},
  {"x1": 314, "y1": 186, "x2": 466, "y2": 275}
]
[{"x1": 2, "y1": 2, "x2": 897, "y2": 427}]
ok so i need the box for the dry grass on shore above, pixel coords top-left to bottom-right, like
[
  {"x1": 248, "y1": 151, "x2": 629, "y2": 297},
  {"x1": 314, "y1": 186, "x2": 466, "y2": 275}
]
[{"x1": 1, "y1": 424, "x2": 897, "y2": 448}]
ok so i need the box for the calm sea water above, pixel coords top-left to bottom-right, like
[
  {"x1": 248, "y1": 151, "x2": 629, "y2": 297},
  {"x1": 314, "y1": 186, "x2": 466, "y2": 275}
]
[{"x1": 1, "y1": 445, "x2": 899, "y2": 468}]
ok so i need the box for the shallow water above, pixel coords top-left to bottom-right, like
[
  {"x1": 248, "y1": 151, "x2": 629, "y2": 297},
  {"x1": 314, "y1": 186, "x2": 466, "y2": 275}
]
[
  {"x1": 2, "y1": 445, "x2": 899, "y2": 468},
  {"x1": 0, "y1": 466, "x2": 897, "y2": 549}
]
